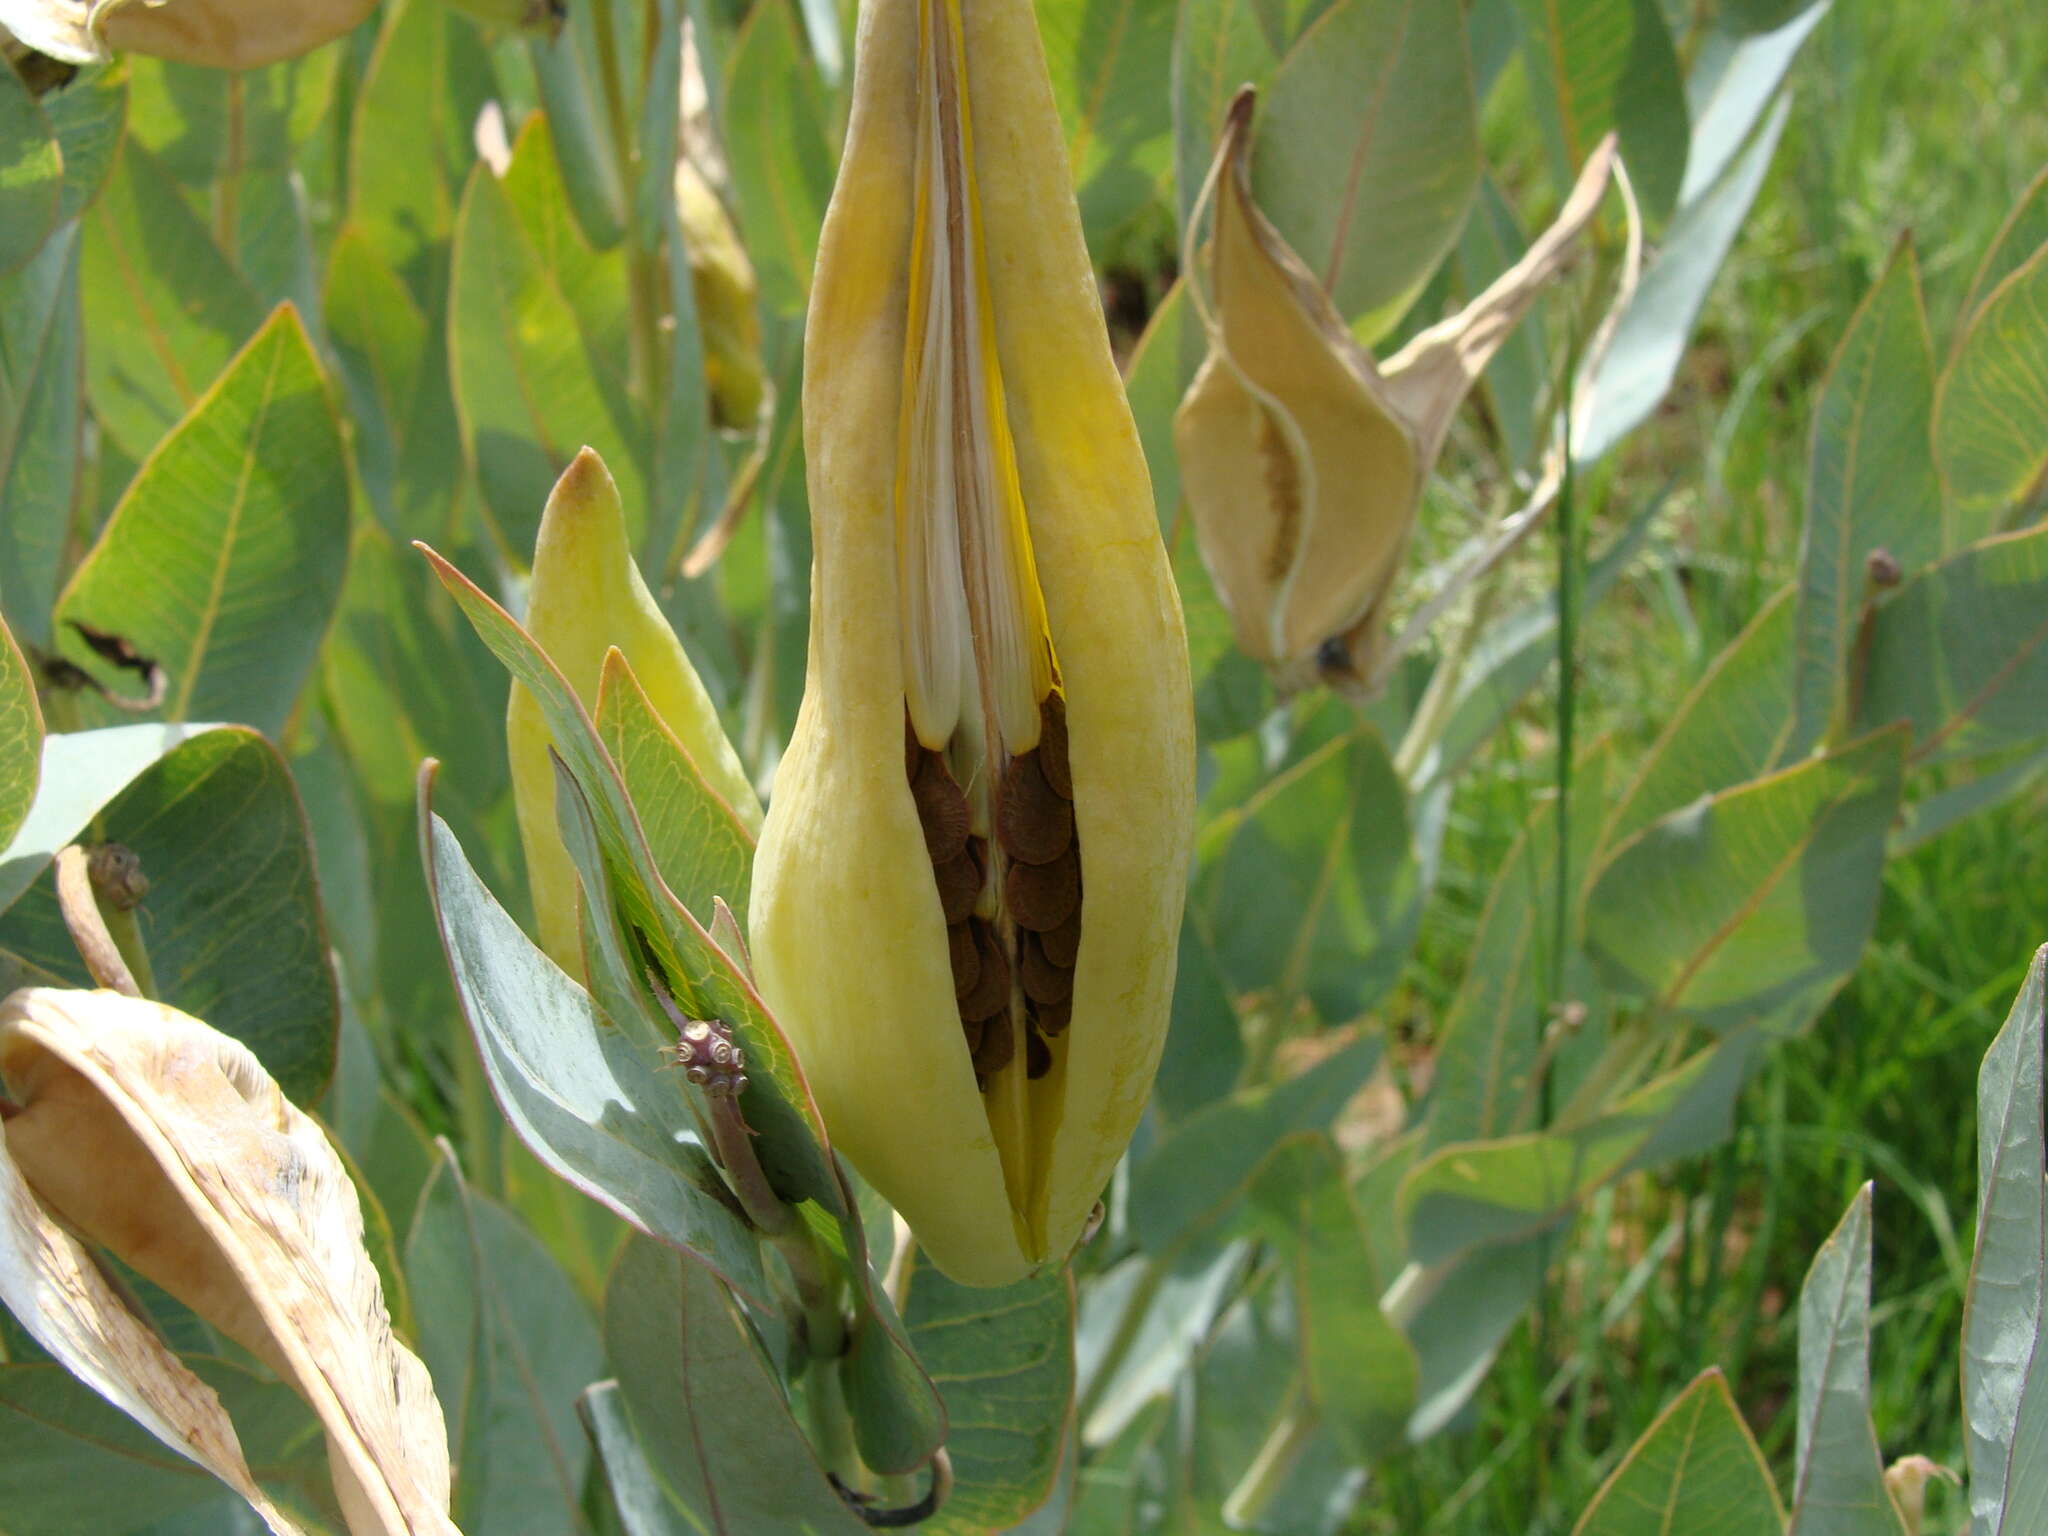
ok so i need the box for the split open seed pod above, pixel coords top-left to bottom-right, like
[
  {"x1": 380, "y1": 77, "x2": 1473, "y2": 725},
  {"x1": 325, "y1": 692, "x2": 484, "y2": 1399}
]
[
  {"x1": 2, "y1": 0, "x2": 376, "y2": 68},
  {"x1": 0, "y1": 987, "x2": 456, "y2": 1535},
  {"x1": 1177, "y1": 88, "x2": 1615, "y2": 689},
  {"x1": 748, "y1": 0, "x2": 1195, "y2": 1286},
  {"x1": 507, "y1": 448, "x2": 762, "y2": 973}
]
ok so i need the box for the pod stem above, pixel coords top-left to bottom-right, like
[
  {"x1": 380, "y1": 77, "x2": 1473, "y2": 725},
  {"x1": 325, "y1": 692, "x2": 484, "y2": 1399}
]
[{"x1": 53, "y1": 844, "x2": 155, "y2": 998}]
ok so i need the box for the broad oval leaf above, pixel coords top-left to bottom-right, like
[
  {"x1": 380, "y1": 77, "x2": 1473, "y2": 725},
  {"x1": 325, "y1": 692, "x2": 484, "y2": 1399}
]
[
  {"x1": 0, "y1": 57, "x2": 61, "y2": 278},
  {"x1": 0, "y1": 617, "x2": 40, "y2": 851},
  {"x1": 55, "y1": 305, "x2": 351, "y2": 740},
  {"x1": 1571, "y1": 1368, "x2": 1785, "y2": 1535},
  {"x1": 1937, "y1": 241, "x2": 2048, "y2": 540},
  {"x1": 0, "y1": 223, "x2": 84, "y2": 647}
]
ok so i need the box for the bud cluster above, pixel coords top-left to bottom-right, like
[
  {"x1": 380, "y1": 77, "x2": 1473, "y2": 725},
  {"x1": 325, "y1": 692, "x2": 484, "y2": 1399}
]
[{"x1": 664, "y1": 1016, "x2": 748, "y2": 1098}]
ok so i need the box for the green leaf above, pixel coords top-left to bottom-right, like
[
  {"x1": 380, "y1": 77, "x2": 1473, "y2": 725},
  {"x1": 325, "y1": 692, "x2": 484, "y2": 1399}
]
[
  {"x1": 1077, "y1": 1237, "x2": 1247, "y2": 1447},
  {"x1": 406, "y1": 1148, "x2": 604, "y2": 1536},
  {"x1": 80, "y1": 136, "x2": 264, "y2": 460},
  {"x1": 1851, "y1": 523, "x2": 2048, "y2": 767},
  {"x1": 1936, "y1": 240, "x2": 2048, "y2": 539},
  {"x1": 1460, "y1": 176, "x2": 1550, "y2": 469},
  {"x1": 528, "y1": 12, "x2": 631, "y2": 250},
  {"x1": 603, "y1": 1234, "x2": 868, "y2": 1534},
  {"x1": 1790, "y1": 241, "x2": 1943, "y2": 758},
  {"x1": 1511, "y1": 0, "x2": 1688, "y2": 223},
  {"x1": 1575, "y1": 95, "x2": 1787, "y2": 464},
  {"x1": 1679, "y1": 1, "x2": 1828, "y2": 207},
  {"x1": 1961, "y1": 946, "x2": 2047, "y2": 1534},
  {"x1": 0, "y1": 1359, "x2": 336, "y2": 1534},
  {"x1": 721, "y1": 0, "x2": 833, "y2": 317},
  {"x1": 579, "y1": 1381, "x2": 696, "y2": 1536},
  {"x1": 449, "y1": 113, "x2": 647, "y2": 561},
  {"x1": 1194, "y1": 717, "x2": 1419, "y2": 1024},
  {"x1": 1129, "y1": 1036, "x2": 1381, "y2": 1254},
  {"x1": 418, "y1": 782, "x2": 774, "y2": 1310},
  {"x1": 1037, "y1": 0, "x2": 1177, "y2": 247},
  {"x1": 1401, "y1": 1032, "x2": 1755, "y2": 1267},
  {"x1": 0, "y1": 224, "x2": 83, "y2": 647},
  {"x1": 1123, "y1": 278, "x2": 1191, "y2": 533},
  {"x1": 1423, "y1": 748, "x2": 1613, "y2": 1150},
  {"x1": 55, "y1": 305, "x2": 350, "y2": 738},
  {"x1": 421, "y1": 546, "x2": 944, "y2": 1465},
  {"x1": 347, "y1": 0, "x2": 497, "y2": 298},
  {"x1": 0, "y1": 722, "x2": 216, "y2": 914},
  {"x1": 1955, "y1": 163, "x2": 2048, "y2": 342},
  {"x1": 0, "y1": 616, "x2": 41, "y2": 852},
  {"x1": 1153, "y1": 914, "x2": 1245, "y2": 1123},
  {"x1": 1250, "y1": 1136, "x2": 1418, "y2": 1461},
  {"x1": 1252, "y1": 0, "x2": 1480, "y2": 337},
  {"x1": 42, "y1": 62, "x2": 127, "y2": 226},
  {"x1": 1584, "y1": 730, "x2": 1904, "y2": 1032},
  {"x1": 902, "y1": 1260, "x2": 1075, "y2": 1534},
  {"x1": 1605, "y1": 585, "x2": 1795, "y2": 846},
  {"x1": 594, "y1": 648, "x2": 756, "y2": 929},
  {"x1": 0, "y1": 56, "x2": 61, "y2": 278},
  {"x1": 123, "y1": 50, "x2": 339, "y2": 186},
  {"x1": 0, "y1": 727, "x2": 341, "y2": 1104},
  {"x1": 1787, "y1": 1184, "x2": 1905, "y2": 1536},
  {"x1": 323, "y1": 226, "x2": 437, "y2": 534},
  {"x1": 1403, "y1": 1232, "x2": 1548, "y2": 1440},
  {"x1": 1571, "y1": 1368, "x2": 1785, "y2": 1535}
]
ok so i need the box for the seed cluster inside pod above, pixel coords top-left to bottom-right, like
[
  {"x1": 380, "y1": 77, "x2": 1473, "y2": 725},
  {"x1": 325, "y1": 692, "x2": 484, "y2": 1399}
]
[{"x1": 908, "y1": 693, "x2": 1081, "y2": 1089}]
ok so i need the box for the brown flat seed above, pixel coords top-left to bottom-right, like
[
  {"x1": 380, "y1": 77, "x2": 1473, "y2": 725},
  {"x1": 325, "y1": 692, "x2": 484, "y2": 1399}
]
[
  {"x1": 997, "y1": 750, "x2": 1073, "y2": 865},
  {"x1": 955, "y1": 919, "x2": 1011, "y2": 1020},
  {"x1": 973, "y1": 1015, "x2": 1015, "y2": 1076},
  {"x1": 1006, "y1": 842, "x2": 1080, "y2": 932},
  {"x1": 1034, "y1": 995, "x2": 1072, "y2": 1037},
  {"x1": 1040, "y1": 695, "x2": 1072, "y2": 800},
  {"x1": 1025, "y1": 1028, "x2": 1053, "y2": 1080},
  {"x1": 947, "y1": 921, "x2": 980, "y2": 1001},
  {"x1": 910, "y1": 752, "x2": 971, "y2": 863},
  {"x1": 933, "y1": 841, "x2": 984, "y2": 924},
  {"x1": 1041, "y1": 907, "x2": 1080, "y2": 968},
  {"x1": 1020, "y1": 931, "x2": 1074, "y2": 1005}
]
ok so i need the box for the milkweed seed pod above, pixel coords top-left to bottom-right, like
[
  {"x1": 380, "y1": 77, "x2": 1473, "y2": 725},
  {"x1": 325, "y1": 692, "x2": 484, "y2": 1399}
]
[
  {"x1": 675, "y1": 154, "x2": 768, "y2": 432},
  {"x1": 508, "y1": 448, "x2": 761, "y2": 973},
  {"x1": 1177, "y1": 89, "x2": 1614, "y2": 690},
  {"x1": 748, "y1": 0, "x2": 1195, "y2": 1286},
  {"x1": 2, "y1": 0, "x2": 375, "y2": 69}
]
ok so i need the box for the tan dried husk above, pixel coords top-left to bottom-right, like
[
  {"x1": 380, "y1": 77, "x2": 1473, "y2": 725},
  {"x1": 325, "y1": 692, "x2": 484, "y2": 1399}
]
[
  {"x1": 2, "y1": 0, "x2": 375, "y2": 69},
  {"x1": 0, "y1": 987, "x2": 459, "y2": 1536},
  {"x1": 1176, "y1": 89, "x2": 1616, "y2": 691}
]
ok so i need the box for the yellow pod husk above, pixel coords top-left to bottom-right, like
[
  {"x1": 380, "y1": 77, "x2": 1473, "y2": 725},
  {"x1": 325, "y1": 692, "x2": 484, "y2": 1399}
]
[
  {"x1": 5, "y1": 0, "x2": 375, "y2": 68},
  {"x1": 1177, "y1": 90, "x2": 1614, "y2": 687},
  {"x1": 509, "y1": 448, "x2": 761, "y2": 972},
  {"x1": 675, "y1": 156, "x2": 767, "y2": 432},
  {"x1": 748, "y1": 0, "x2": 1194, "y2": 1286}
]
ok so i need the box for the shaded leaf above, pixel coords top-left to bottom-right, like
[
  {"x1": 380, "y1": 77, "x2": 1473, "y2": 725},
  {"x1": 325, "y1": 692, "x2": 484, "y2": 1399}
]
[
  {"x1": 1790, "y1": 241, "x2": 1943, "y2": 758},
  {"x1": 1936, "y1": 241, "x2": 2048, "y2": 539},
  {"x1": 1680, "y1": 1, "x2": 1827, "y2": 207},
  {"x1": 1787, "y1": 1185, "x2": 1904, "y2": 1535},
  {"x1": 1253, "y1": 0, "x2": 1480, "y2": 336},
  {"x1": 0, "y1": 56, "x2": 61, "y2": 277},
  {"x1": 1606, "y1": 585, "x2": 1794, "y2": 845},
  {"x1": 1512, "y1": 0, "x2": 1688, "y2": 222},
  {"x1": 1955, "y1": 163, "x2": 2048, "y2": 341},
  {"x1": 0, "y1": 224, "x2": 83, "y2": 647},
  {"x1": 417, "y1": 782, "x2": 772, "y2": 1311},
  {"x1": 902, "y1": 1259, "x2": 1075, "y2": 1535},
  {"x1": 1575, "y1": 96, "x2": 1787, "y2": 463},
  {"x1": 1585, "y1": 729, "x2": 1904, "y2": 1032},
  {"x1": 1851, "y1": 523, "x2": 2048, "y2": 768},
  {"x1": 720, "y1": 0, "x2": 833, "y2": 316},
  {"x1": 1403, "y1": 1232, "x2": 1548, "y2": 1440},
  {"x1": 0, "y1": 616, "x2": 40, "y2": 851},
  {"x1": 1038, "y1": 0, "x2": 1176, "y2": 246},
  {"x1": 0, "y1": 727, "x2": 339, "y2": 1104},
  {"x1": 603, "y1": 1235, "x2": 867, "y2": 1534},
  {"x1": 1572, "y1": 1368, "x2": 1785, "y2": 1534},
  {"x1": 55, "y1": 306, "x2": 350, "y2": 738},
  {"x1": 1962, "y1": 946, "x2": 2047, "y2": 1534},
  {"x1": 81, "y1": 136, "x2": 264, "y2": 459},
  {"x1": 42, "y1": 61, "x2": 127, "y2": 225},
  {"x1": 1152, "y1": 914, "x2": 1245, "y2": 1123},
  {"x1": 449, "y1": 114, "x2": 646, "y2": 560},
  {"x1": 578, "y1": 1381, "x2": 694, "y2": 1536}
]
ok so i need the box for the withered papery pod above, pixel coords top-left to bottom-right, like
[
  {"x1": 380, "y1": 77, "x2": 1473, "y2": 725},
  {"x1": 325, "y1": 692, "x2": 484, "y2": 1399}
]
[
  {"x1": 748, "y1": 0, "x2": 1194, "y2": 1286},
  {"x1": 0, "y1": 988, "x2": 457, "y2": 1536},
  {"x1": 1178, "y1": 89, "x2": 1616, "y2": 690},
  {"x1": 2, "y1": 0, "x2": 376, "y2": 69}
]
